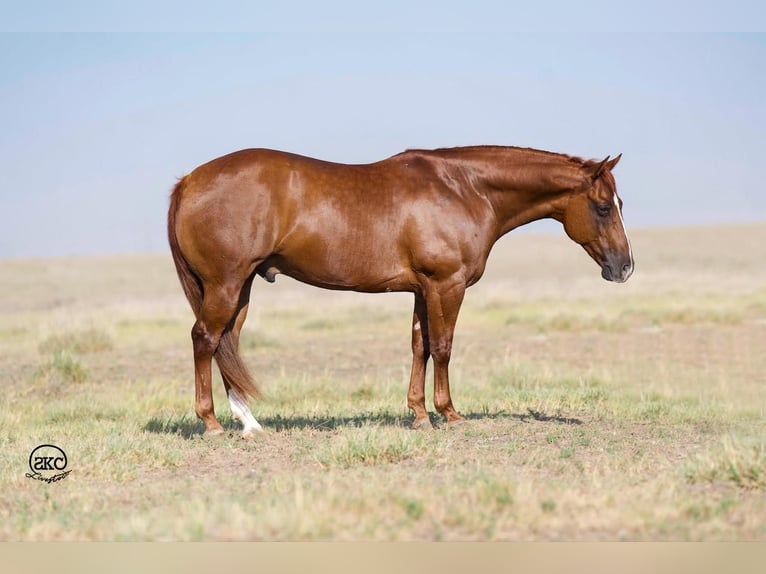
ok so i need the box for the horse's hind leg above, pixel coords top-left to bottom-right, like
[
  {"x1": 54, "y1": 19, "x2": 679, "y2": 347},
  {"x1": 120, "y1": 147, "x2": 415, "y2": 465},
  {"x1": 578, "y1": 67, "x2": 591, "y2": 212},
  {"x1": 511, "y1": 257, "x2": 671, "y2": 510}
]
[
  {"x1": 191, "y1": 282, "x2": 242, "y2": 437},
  {"x1": 217, "y1": 274, "x2": 264, "y2": 438}
]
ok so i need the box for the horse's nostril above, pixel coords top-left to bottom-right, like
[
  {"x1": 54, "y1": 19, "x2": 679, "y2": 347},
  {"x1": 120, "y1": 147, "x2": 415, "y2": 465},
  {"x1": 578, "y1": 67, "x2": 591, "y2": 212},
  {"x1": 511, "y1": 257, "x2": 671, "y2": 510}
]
[{"x1": 622, "y1": 263, "x2": 631, "y2": 273}]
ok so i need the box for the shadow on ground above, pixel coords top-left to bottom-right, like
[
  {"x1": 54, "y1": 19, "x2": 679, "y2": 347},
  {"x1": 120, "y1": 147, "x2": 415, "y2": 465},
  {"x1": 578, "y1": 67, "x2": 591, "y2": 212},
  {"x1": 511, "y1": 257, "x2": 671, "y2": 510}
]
[
  {"x1": 144, "y1": 408, "x2": 581, "y2": 438},
  {"x1": 505, "y1": 409, "x2": 583, "y2": 426}
]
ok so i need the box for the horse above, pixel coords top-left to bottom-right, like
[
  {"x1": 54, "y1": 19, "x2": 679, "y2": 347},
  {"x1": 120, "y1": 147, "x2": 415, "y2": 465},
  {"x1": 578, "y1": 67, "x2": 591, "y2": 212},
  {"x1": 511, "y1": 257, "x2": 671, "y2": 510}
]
[{"x1": 167, "y1": 145, "x2": 633, "y2": 438}]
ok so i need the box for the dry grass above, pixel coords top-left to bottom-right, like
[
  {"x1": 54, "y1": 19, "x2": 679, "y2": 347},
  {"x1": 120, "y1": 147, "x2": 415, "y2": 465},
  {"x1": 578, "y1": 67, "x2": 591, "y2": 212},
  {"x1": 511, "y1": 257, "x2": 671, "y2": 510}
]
[
  {"x1": 38, "y1": 328, "x2": 114, "y2": 355},
  {"x1": 0, "y1": 222, "x2": 765, "y2": 540}
]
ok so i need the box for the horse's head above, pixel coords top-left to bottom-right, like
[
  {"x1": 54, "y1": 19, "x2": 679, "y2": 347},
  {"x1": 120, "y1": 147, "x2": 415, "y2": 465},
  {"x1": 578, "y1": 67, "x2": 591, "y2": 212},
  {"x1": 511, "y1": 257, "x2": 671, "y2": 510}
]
[{"x1": 563, "y1": 154, "x2": 634, "y2": 283}]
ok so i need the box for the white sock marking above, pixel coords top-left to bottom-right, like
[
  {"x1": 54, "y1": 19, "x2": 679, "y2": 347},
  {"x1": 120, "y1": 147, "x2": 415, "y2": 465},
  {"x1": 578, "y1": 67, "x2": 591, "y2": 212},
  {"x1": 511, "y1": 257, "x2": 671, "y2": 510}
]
[{"x1": 227, "y1": 389, "x2": 262, "y2": 433}]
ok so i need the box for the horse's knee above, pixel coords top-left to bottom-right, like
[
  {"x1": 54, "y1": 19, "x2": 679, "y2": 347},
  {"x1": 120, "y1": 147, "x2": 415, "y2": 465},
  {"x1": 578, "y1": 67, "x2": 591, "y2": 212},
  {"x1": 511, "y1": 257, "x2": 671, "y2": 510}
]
[
  {"x1": 191, "y1": 321, "x2": 219, "y2": 356},
  {"x1": 430, "y1": 339, "x2": 452, "y2": 364}
]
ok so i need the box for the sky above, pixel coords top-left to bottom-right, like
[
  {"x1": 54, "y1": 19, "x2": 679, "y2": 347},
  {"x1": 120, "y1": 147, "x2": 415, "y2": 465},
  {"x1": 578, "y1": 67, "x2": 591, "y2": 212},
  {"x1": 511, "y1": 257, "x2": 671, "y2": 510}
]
[{"x1": 1, "y1": 30, "x2": 765, "y2": 258}]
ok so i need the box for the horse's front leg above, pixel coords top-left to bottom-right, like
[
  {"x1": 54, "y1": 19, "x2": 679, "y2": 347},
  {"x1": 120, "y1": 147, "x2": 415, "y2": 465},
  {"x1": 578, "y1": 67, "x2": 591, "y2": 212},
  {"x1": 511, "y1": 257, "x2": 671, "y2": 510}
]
[
  {"x1": 421, "y1": 277, "x2": 466, "y2": 427},
  {"x1": 406, "y1": 294, "x2": 432, "y2": 429}
]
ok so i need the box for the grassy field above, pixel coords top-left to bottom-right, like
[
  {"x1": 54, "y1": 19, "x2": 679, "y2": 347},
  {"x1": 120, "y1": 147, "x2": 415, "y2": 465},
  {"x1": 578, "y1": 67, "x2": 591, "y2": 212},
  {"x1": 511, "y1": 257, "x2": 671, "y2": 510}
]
[{"x1": 1, "y1": 223, "x2": 765, "y2": 540}]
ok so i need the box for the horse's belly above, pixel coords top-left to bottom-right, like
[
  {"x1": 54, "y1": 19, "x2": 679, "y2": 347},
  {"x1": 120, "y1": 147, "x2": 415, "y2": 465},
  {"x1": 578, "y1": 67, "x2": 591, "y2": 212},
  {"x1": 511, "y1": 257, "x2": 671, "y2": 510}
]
[{"x1": 260, "y1": 241, "x2": 412, "y2": 293}]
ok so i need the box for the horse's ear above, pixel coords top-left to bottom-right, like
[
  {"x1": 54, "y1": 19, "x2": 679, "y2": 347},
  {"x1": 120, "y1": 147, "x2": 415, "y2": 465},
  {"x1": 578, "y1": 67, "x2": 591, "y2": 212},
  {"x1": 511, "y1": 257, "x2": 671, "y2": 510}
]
[
  {"x1": 607, "y1": 153, "x2": 622, "y2": 171},
  {"x1": 590, "y1": 156, "x2": 610, "y2": 181}
]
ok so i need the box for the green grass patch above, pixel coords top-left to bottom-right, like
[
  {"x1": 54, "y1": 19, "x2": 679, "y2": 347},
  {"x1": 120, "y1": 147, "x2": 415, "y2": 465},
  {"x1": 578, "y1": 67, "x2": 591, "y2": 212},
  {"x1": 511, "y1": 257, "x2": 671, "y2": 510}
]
[
  {"x1": 34, "y1": 351, "x2": 88, "y2": 384},
  {"x1": 541, "y1": 499, "x2": 557, "y2": 513},
  {"x1": 686, "y1": 439, "x2": 766, "y2": 490},
  {"x1": 683, "y1": 497, "x2": 738, "y2": 522},
  {"x1": 477, "y1": 477, "x2": 515, "y2": 509},
  {"x1": 398, "y1": 497, "x2": 425, "y2": 521}
]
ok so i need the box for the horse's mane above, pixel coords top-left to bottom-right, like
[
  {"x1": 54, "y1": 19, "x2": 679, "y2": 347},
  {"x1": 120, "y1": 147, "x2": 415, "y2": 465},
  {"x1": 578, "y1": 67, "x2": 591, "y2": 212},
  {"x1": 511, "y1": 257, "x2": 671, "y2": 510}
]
[{"x1": 400, "y1": 145, "x2": 597, "y2": 167}]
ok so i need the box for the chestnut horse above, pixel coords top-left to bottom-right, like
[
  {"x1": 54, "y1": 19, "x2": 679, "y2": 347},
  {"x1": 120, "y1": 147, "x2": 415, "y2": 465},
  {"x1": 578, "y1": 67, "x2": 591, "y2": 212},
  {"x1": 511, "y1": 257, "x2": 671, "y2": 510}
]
[{"x1": 167, "y1": 146, "x2": 633, "y2": 437}]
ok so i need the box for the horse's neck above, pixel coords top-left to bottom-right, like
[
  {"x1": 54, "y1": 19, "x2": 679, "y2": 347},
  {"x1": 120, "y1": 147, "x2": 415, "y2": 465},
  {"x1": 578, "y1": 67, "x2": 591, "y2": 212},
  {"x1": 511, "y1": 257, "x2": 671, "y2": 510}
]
[{"x1": 443, "y1": 150, "x2": 585, "y2": 237}]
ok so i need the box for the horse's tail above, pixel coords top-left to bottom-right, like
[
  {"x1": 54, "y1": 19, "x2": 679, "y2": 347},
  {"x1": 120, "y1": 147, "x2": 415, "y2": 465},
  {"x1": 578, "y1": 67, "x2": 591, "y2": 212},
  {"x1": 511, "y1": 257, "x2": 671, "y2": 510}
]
[
  {"x1": 215, "y1": 328, "x2": 262, "y2": 400},
  {"x1": 167, "y1": 175, "x2": 202, "y2": 318},
  {"x1": 168, "y1": 176, "x2": 262, "y2": 401}
]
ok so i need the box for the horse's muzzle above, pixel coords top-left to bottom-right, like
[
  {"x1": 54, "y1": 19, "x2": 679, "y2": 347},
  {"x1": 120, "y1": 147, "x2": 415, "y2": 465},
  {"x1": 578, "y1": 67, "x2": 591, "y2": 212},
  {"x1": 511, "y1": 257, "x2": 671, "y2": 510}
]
[{"x1": 601, "y1": 258, "x2": 634, "y2": 283}]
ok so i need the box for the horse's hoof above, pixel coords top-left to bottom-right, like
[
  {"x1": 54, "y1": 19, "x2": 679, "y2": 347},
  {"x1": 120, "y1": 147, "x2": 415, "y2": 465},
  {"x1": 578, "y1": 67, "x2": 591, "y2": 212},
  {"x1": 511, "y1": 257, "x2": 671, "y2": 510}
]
[
  {"x1": 203, "y1": 428, "x2": 226, "y2": 439},
  {"x1": 241, "y1": 428, "x2": 267, "y2": 441},
  {"x1": 447, "y1": 419, "x2": 467, "y2": 430},
  {"x1": 412, "y1": 418, "x2": 433, "y2": 431}
]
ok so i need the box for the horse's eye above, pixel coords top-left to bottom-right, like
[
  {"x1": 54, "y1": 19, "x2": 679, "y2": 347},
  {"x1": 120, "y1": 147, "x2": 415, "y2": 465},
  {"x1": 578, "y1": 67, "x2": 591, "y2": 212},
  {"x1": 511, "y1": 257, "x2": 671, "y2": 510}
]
[{"x1": 596, "y1": 204, "x2": 612, "y2": 217}]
